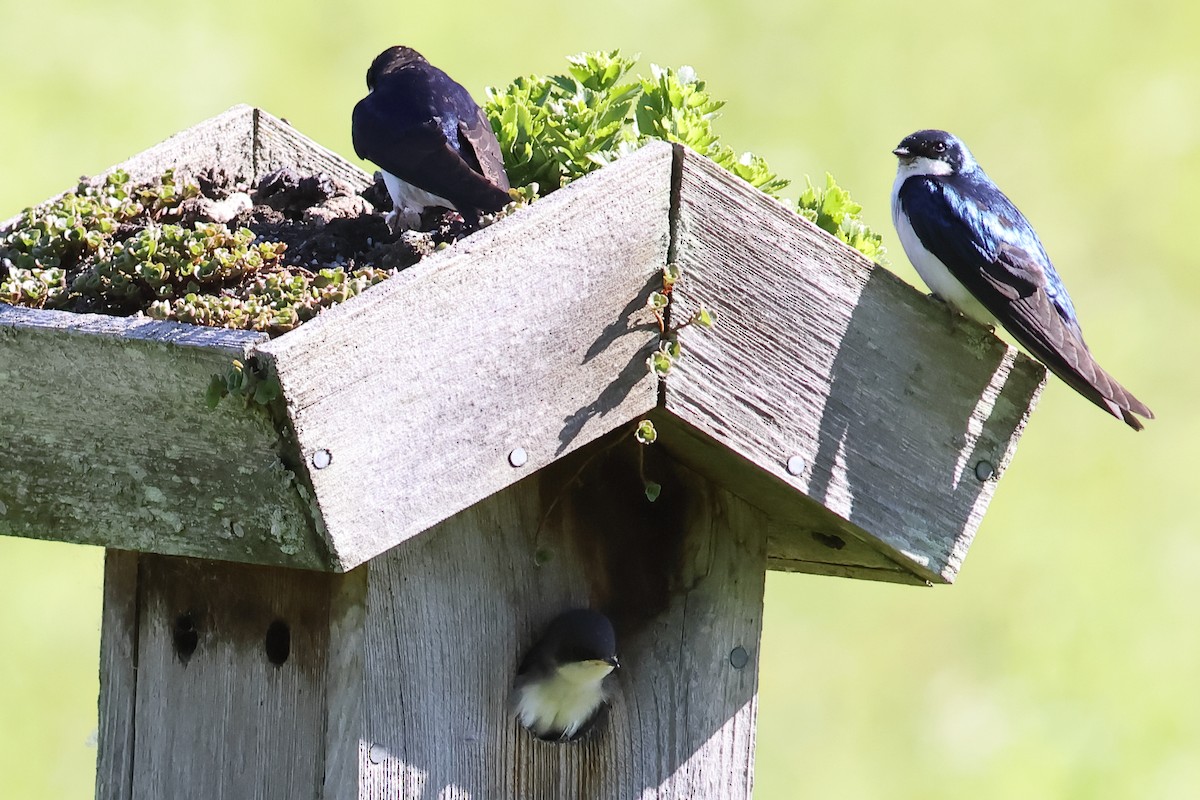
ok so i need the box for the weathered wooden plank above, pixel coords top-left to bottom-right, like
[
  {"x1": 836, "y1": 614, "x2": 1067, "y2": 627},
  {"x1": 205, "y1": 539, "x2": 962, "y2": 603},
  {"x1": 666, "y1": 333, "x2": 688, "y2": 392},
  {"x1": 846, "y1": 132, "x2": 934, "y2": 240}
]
[
  {"x1": 96, "y1": 550, "x2": 139, "y2": 800},
  {"x1": 356, "y1": 438, "x2": 766, "y2": 798},
  {"x1": 254, "y1": 109, "x2": 373, "y2": 190},
  {"x1": 129, "y1": 555, "x2": 334, "y2": 799},
  {"x1": 666, "y1": 145, "x2": 1046, "y2": 583},
  {"x1": 322, "y1": 565, "x2": 369, "y2": 800},
  {"x1": 258, "y1": 142, "x2": 673, "y2": 571},
  {"x1": 651, "y1": 412, "x2": 925, "y2": 585},
  {"x1": 110, "y1": 104, "x2": 258, "y2": 187},
  {"x1": 0, "y1": 302, "x2": 265, "y2": 353},
  {"x1": 0, "y1": 304, "x2": 328, "y2": 568}
]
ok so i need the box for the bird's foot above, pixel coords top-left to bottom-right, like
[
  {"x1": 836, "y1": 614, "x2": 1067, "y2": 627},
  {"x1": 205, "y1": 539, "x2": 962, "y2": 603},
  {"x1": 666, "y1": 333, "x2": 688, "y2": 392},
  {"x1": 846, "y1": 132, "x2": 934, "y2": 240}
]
[{"x1": 385, "y1": 207, "x2": 423, "y2": 234}]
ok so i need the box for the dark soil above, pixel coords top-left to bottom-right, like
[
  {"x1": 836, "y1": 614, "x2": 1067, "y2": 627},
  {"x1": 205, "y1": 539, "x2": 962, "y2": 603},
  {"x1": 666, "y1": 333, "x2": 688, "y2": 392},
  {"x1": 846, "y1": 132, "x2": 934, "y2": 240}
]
[{"x1": 206, "y1": 165, "x2": 474, "y2": 273}]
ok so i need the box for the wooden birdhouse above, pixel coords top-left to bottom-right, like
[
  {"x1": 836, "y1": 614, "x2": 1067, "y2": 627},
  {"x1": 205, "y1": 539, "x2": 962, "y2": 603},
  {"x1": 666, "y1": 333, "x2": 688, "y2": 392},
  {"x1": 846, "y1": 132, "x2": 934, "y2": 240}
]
[{"x1": 0, "y1": 106, "x2": 1045, "y2": 799}]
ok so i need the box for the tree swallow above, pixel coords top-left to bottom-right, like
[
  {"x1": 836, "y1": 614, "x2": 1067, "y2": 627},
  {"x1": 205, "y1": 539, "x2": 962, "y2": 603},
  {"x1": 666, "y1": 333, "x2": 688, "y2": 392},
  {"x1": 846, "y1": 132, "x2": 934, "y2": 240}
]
[
  {"x1": 351, "y1": 46, "x2": 511, "y2": 229},
  {"x1": 891, "y1": 129, "x2": 1153, "y2": 430},
  {"x1": 512, "y1": 609, "x2": 620, "y2": 741}
]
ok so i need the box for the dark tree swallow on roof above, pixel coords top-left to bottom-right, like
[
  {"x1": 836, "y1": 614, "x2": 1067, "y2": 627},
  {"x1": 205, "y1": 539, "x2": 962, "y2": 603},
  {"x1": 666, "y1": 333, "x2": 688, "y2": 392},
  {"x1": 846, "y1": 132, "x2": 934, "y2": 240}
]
[
  {"x1": 891, "y1": 129, "x2": 1153, "y2": 430},
  {"x1": 352, "y1": 46, "x2": 511, "y2": 229},
  {"x1": 512, "y1": 609, "x2": 619, "y2": 741}
]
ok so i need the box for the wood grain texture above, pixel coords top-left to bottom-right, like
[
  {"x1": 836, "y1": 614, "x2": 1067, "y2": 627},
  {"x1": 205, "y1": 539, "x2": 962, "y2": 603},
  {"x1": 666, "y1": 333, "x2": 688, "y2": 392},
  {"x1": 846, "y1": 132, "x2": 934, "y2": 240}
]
[
  {"x1": 258, "y1": 142, "x2": 673, "y2": 571},
  {"x1": 0, "y1": 304, "x2": 327, "y2": 568},
  {"x1": 254, "y1": 109, "x2": 373, "y2": 190},
  {"x1": 356, "y1": 437, "x2": 767, "y2": 799},
  {"x1": 651, "y1": 413, "x2": 926, "y2": 586},
  {"x1": 322, "y1": 565, "x2": 369, "y2": 800},
  {"x1": 666, "y1": 146, "x2": 1046, "y2": 583},
  {"x1": 96, "y1": 550, "x2": 140, "y2": 800},
  {"x1": 129, "y1": 555, "x2": 335, "y2": 799}
]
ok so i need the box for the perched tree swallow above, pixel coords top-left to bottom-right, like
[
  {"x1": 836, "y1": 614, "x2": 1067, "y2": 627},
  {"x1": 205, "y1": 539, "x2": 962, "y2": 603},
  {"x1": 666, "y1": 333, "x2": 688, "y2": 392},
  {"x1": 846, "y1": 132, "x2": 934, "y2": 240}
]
[
  {"x1": 351, "y1": 46, "x2": 511, "y2": 229},
  {"x1": 891, "y1": 129, "x2": 1153, "y2": 430},
  {"x1": 512, "y1": 609, "x2": 620, "y2": 741}
]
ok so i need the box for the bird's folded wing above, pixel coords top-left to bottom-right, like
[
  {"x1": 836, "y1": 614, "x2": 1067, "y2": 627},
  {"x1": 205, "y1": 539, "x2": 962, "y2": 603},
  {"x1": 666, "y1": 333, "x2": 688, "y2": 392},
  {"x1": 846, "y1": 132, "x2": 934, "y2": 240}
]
[
  {"x1": 459, "y1": 106, "x2": 511, "y2": 192},
  {"x1": 900, "y1": 178, "x2": 1152, "y2": 427},
  {"x1": 352, "y1": 101, "x2": 511, "y2": 212}
]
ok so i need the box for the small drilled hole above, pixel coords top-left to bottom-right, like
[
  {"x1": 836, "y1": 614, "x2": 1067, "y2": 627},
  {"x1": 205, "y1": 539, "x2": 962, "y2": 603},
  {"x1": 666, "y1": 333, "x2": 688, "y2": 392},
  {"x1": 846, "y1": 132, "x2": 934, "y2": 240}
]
[
  {"x1": 172, "y1": 612, "x2": 199, "y2": 663},
  {"x1": 265, "y1": 619, "x2": 291, "y2": 666},
  {"x1": 811, "y1": 531, "x2": 846, "y2": 550}
]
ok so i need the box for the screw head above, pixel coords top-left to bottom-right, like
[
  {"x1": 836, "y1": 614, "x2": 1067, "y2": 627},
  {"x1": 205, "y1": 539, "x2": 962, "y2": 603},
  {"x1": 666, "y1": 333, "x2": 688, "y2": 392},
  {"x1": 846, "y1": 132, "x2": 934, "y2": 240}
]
[
  {"x1": 367, "y1": 743, "x2": 387, "y2": 765},
  {"x1": 508, "y1": 447, "x2": 528, "y2": 468},
  {"x1": 729, "y1": 646, "x2": 750, "y2": 670},
  {"x1": 974, "y1": 460, "x2": 995, "y2": 482},
  {"x1": 785, "y1": 455, "x2": 805, "y2": 476},
  {"x1": 311, "y1": 449, "x2": 332, "y2": 470}
]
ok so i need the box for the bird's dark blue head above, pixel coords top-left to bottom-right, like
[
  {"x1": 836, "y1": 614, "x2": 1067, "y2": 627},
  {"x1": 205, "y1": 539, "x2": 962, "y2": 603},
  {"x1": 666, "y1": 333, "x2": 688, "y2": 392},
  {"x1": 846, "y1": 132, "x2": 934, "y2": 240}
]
[
  {"x1": 365, "y1": 46, "x2": 428, "y2": 91},
  {"x1": 541, "y1": 609, "x2": 619, "y2": 668},
  {"x1": 893, "y1": 130, "x2": 977, "y2": 177}
]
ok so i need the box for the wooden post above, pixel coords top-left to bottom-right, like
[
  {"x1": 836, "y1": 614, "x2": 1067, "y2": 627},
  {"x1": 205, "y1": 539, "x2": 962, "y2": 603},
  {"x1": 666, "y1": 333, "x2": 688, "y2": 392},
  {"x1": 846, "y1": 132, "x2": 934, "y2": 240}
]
[{"x1": 0, "y1": 107, "x2": 1047, "y2": 799}]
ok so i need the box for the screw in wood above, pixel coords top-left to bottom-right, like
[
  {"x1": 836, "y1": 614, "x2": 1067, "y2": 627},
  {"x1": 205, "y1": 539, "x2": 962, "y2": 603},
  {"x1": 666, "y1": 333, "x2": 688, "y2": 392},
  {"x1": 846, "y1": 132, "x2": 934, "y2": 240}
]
[
  {"x1": 508, "y1": 447, "x2": 528, "y2": 468},
  {"x1": 785, "y1": 455, "x2": 805, "y2": 476},
  {"x1": 368, "y1": 744, "x2": 387, "y2": 765},
  {"x1": 311, "y1": 449, "x2": 332, "y2": 469},
  {"x1": 729, "y1": 646, "x2": 750, "y2": 670},
  {"x1": 974, "y1": 460, "x2": 995, "y2": 482}
]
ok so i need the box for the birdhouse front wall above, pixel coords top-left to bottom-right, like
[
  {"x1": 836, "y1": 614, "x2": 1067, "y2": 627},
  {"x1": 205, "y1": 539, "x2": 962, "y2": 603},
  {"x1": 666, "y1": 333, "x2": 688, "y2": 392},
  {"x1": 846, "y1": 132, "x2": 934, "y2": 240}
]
[{"x1": 96, "y1": 441, "x2": 768, "y2": 800}]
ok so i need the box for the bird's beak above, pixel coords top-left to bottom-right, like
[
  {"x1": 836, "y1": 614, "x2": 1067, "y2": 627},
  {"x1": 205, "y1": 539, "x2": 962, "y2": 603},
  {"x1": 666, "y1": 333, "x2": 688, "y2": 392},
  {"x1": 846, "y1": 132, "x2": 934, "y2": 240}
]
[
  {"x1": 892, "y1": 145, "x2": 911, "y2": 158},
  {"x1": 605, "y1": 655, "x2": 620, "y2": 670}
]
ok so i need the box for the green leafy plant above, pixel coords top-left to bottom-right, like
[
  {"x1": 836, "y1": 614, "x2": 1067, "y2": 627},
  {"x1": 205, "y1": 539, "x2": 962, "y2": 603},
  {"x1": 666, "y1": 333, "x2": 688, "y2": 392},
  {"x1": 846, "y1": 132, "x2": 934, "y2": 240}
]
[
  {"x1": 206, "y1": 358, "x2": 281, "y2": 409},
  {"x1": 796, "y1": 174, "x2": 887, "y2": 264},
  {"x1": 633, "y1": 419, "x2": 661, "y2": 502},
  {"x1": 485, "y1": 51, "x2": 885, "y2": 263}
]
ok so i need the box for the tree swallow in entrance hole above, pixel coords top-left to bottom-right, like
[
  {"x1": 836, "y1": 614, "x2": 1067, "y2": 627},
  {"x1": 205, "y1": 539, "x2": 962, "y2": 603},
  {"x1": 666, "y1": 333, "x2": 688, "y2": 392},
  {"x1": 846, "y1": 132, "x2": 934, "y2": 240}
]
[
  {"x1": 351, "y1": 46, "x2": 511, "y2": 229},
  {"x1": 891, "y1": 129, "x2": 1153, "y2": 430},
  {"x1": 512, "y1": 609, "x2": 619, "y2": 741}
]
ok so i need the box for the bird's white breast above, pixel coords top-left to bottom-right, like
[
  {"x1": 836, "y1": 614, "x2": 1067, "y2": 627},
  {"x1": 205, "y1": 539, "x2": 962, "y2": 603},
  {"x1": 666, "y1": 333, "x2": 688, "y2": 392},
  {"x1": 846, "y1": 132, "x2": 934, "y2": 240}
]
[
  {"x1": 891, "y1": 169, "x2": 995, "y2": 326},
  {"x1": 382, "y1": 170, "x2": 456, "y2": 213},
  {"x1": 514, "y1": 661, "x2": 613, "y2": 739}
]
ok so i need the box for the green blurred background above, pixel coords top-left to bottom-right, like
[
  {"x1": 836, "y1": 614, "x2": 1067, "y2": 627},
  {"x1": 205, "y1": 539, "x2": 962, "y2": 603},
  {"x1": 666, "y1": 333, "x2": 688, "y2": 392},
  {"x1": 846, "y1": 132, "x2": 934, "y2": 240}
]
[{"x1": 1, "y1": 1, "x2": 1194, "y2": 797}]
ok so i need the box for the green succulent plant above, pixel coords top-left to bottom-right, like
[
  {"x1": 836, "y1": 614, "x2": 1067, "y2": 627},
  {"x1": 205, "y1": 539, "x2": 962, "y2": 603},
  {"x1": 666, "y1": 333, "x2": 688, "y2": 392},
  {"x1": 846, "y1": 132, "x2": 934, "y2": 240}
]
[
  {"x1": 1, "y1": 169, "x2": 206, "y2": 309},
  {"x1": 485, "y1": 51, "x2": 886, "y2": 263},
  {"x1": 1, "y1": 169, "x2": 386, "y2": 332},
  {"x1": 149, "y1": 265, "x2": 390, "y2": 335}
]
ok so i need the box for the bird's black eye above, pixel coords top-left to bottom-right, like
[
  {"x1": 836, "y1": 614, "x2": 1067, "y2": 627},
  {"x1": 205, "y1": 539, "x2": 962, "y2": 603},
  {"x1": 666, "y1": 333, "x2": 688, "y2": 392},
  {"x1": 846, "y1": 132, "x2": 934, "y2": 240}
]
[{"x1": 932, "y1": 141, "x2": 948, "y2": 154}]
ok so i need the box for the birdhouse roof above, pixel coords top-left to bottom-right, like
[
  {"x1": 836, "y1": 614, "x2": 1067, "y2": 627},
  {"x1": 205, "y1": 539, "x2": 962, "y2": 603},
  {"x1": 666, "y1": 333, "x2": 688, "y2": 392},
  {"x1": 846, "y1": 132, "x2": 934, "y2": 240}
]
[{"x1": 0, "y1": 106, "x2": 1044, "y2": 584}]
